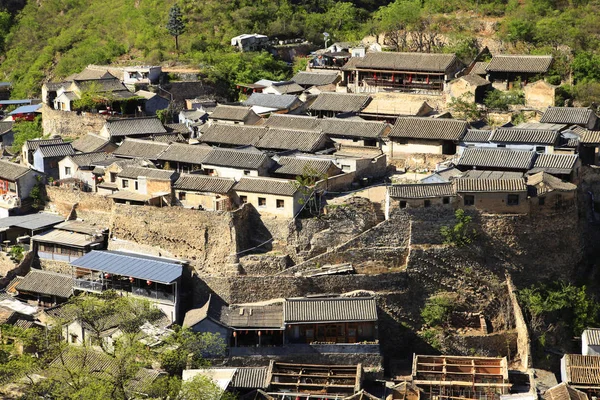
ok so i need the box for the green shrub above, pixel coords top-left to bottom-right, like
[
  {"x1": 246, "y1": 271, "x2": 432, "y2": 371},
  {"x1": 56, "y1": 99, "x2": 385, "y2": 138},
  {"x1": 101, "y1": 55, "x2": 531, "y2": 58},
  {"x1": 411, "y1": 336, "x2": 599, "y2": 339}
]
[
  {"x1": 440, "y1": 209, "x2": 477, "y2": 247},
  {"x1": 421, "y1": 293, "x2": 455, "y2": 327}
]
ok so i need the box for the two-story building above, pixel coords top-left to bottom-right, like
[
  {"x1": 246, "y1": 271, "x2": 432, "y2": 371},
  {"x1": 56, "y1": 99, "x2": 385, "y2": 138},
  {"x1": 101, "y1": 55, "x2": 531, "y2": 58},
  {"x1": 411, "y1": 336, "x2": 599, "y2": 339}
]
[
  {"x1": 108, "y1": 166, "x2": 178, "y2": 206},
  {"x1": 0, "y1": 160, "x2": 44, "y2": 215},
  {"x1": 33, "y1": 143, "x2": 75, "y2": 181},
  {"x1": 31, "y1": 220, "x2": 108, "y2": 263},
  {"x1": 58, "y1": 152, "x2": 112, "y2": 190}
]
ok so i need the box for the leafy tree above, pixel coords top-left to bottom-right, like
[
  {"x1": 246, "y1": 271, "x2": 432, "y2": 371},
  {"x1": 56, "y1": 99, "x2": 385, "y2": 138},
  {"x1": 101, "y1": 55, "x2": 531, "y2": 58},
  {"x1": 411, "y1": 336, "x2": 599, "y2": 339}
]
[
  {"x1": 11, "y1": 115, "x2": 43, "y2": 154},
  {"x1": 421, "y1": 293, "x2": 456, "y2": 327},
  {"x1": 448, "y1": 93, "x2": 484, "y2": 121},
  {"x1": 179, "y1": 375, "x2": 238, "y2": 400},
  {"x1": 572, "y1": 51, "x2": 600, "y2": 83},
  {"x1": 166, "y1": 4, "x2": 185, "y2": 51},
  {"x1": 440, "y1": 209, "x2": 477, "y2": 247},
  {"x1": 373, "y1": 0, "x2": 421, "y2": 51},
  {"x1": 483, "y1": 88, "x2": 525, "y2": 110}
]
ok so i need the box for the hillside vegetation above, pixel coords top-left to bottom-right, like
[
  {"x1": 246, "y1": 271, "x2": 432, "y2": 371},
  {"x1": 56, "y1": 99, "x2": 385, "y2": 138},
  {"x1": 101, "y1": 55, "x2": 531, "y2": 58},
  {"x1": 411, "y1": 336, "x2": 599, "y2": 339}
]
[{"x1": 2, "y1": 0, "x2": 600, "y2": 101}]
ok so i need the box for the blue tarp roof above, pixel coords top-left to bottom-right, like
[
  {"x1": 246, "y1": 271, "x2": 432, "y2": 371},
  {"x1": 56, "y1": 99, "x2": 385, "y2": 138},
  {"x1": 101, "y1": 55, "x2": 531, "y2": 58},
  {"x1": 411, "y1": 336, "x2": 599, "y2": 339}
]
[
  {"x1": 70, "y1": 250, "x2": 183, "y2": 284},
  {"x1": 0, "y1": 99, "x2": 31, "y2": 106},
  {"x1": 10, "y1": 104, "x2": 42, "y2": 115},
  {"x1": 0, "y1": 213, "x2": 65, "y2": 231}
]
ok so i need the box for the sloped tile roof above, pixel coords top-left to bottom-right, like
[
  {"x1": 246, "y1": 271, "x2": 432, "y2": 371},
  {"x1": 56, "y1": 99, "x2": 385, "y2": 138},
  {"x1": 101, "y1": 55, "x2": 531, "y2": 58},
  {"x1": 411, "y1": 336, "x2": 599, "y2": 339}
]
[
  {"x1": 308, "y1": 93, "x2": 371, "y2": 113},
  {"x1": 264, "y1": 114, "x2": 322, "y2": 130},
  {"x1": 16, "y1": 269, "x2": 73, "y2": 298},
  {"x1": 72, "y1": 133, "x2": 111, "y2": 153},
  {"x1": 216, "y1": 303, "x2": 284, "y2": 329},
  {"x1": 112, "y1": 138, "x2": 169, "y2": 159},
  {"x1": 388, "y1": 183, "x2": 455, "y2": 199},
  {"x1": 66, "y1": 152, "x2": 111, "y2": 168},
  {"x1": 256, "y1": 128, "x2": 327, "y2": 152},
  {"x1": 26, "y1": 138, "x2": 64, "y2": 151},
  {"x1": 199, "y1": 124, "x2": 266, "y2": 147},
  {"x1": 490, "y1": 128, "x2": 559, "y2": 145},
  {"x1": 0, "y1": 121, "x2": 13, "y2": 135},
  {"x1": 0, "y1": 160, "x2": 33, "y2": 181},
  {"x1": 273, "y1": 156, "x2": 339, "y2": 177},
  {"x1": 461, "y1": 170, "x2": 524, "y2": 180},
  {"x1": 284, "y1": 297, "x2": 377, "y2": 323},
  {"x1": 36, "y1": 143, "x2": 75, "y2": 158},
  {"x1": 527, "y1": 172, "x2": 577, "y2": 195},
  {"x1": 456, "y1": 74, "x2": 491, "y2": 87},
  {"x1": 544, "y1": 382, "x2": 589, "y2": 400},
  {"x1": 470, "y1": 61, "x2": 489, "y2": 75},
  {"x1": 118, "y1": 166, "x2": 177, "y2": 180},
  {"x1": 202, "y1": 147, "x2": 271, "y2": 169},
  {"x1": 457, "y1": 148, "x2": 537, "y2": 170},
  {"x1": 583, "y1": 328, "x2": 600, "y2": 346},
  {"x1": 529, "y1": 153, "x2": 579, "y2": 175},
  {"x1": 390, "y1": 117, "x2": 468, "y2": 141},
  {"x1": 462, "y1": 129, "x2": 492, "y2": 143},
  {"x1": 157, "y1": 143, "x2": 212, "y2": 164},
  {"x1": 243, "y1": 93, "x2": 300, "y2": 110},
  {"x1": 231, "y1": 367, "x2": 269, "y2": 389},
  {"x1": 349, "y1": 52, "x2": 459, "y2": 73},
  {"x1": 210, "y1": 105, "x2": 254, "y2": 122},
  {"x1": 151, "y1": 133, "x2": 186, "y2": 143},
  {"x1": 455, "y1": 176, "x2": 527, "y2": 192},
  {"x1": 540, "y1": 107, "x2": 596, "y2": 125},
  {"x1": 292, "y1": 71, "x2": 340, "y2": 87},
  {"x1": 164, "y1": 123, "x2": 190, "y2": 135},
  {"x1": 562, "y1": 354, "x2": 600, "y2": 385},
  {"x1": 579, "y1": 130, "x2": 600, "y2": 144},
  {"x1": 486, "y1": 55, "x2": 553, "y2": 73},
  {"x1": 234, "y1": 177, "x2": 299, "y2": 196},
  {"x1": 104, "y1": 117, "x2": 167, "y2": 138},
  {"x1": 173, "y1": 174, "x2": 235, "y2": 194},
  {"x1": 320, "y1": 118, "x2": 388, "y2": 139},
  {"x1": 269, "y1": 81, "x2": 304, "y2": 94}
]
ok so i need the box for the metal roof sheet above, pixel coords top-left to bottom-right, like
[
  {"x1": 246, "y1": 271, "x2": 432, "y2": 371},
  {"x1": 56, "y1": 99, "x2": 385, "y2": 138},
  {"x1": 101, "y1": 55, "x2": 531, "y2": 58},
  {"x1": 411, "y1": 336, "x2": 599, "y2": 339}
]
[
  {"x1": 284, "y1": 297, "x2": 377, "y2": 323},
  {"x1": 0, "y1": 213, "x2": 64, "y2": 230},
  {"x1": 70, "y1": 250, "x2": 183, "y2": 284},
  {"x1": 31, "y1": 229, "x2": 101, "y2": 247},
  {"x1": 10, "y1": 104, "x2": 42, "y2": 115}
]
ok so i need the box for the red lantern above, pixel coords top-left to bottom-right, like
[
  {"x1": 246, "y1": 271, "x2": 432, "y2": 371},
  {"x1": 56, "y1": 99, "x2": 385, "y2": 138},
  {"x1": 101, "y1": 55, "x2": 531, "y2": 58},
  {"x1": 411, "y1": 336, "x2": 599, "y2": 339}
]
[
  {"x1": 373, "y1": 72, "x2": 377, "y2": 80},
  {"x1": 146, "y1": 280, "x2": 152, "y2": 286},
  {"x1": 233, "y1": 331, "x2": 237, "y2": 337},
  {"x1": 258, "y1": 331, "x2": 262, "y2": 336},
  {"x1": 129, "y1": 277, "x2": 135, "y2": 283},
  {"x1": 104, "y1": 273, "x2": 111, "y2": 279}
]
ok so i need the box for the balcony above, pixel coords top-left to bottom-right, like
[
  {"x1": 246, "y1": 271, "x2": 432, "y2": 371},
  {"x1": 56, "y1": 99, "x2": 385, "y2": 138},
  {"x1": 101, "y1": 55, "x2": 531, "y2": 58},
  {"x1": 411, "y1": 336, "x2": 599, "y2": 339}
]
[
  {"x1": 229, "y1": 343, "x2": 380, "y2": 357},
  {"x1": 73, "y1": 278, "x2": 175, "y2": 303}
]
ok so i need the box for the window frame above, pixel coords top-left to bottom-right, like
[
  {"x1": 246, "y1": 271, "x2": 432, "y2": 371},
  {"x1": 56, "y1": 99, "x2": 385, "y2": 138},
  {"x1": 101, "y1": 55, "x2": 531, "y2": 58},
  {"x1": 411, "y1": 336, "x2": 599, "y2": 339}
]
[
  {"x1": 258, "y1": 197, "x2": 267, "y2": 207},
  {"x1": 464, "y1": 195, "x2": 475, "y2": 206},
  {"x1": 507, "y1": 194, "x2": 519, "y2": 206}
]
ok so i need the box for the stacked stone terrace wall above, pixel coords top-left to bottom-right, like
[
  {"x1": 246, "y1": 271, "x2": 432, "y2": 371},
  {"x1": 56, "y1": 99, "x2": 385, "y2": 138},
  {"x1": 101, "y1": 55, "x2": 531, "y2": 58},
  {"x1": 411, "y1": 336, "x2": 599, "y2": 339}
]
[{"x1": 42, "y1": 104, "x2": 109, "y2": 138}]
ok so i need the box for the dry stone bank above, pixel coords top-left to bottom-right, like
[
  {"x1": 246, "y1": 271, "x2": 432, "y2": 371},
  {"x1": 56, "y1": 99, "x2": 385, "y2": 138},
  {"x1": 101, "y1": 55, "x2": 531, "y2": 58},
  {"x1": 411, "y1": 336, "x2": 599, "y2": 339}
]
[{"x1": 42, "y1": 104, "x2": 109, "y2": 138}]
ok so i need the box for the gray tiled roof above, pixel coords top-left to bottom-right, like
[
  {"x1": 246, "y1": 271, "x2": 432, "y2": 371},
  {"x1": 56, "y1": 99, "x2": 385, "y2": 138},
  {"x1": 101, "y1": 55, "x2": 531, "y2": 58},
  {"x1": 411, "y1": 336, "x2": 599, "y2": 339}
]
[
  {"x1": 461, "y1": 170, "x2": 524, "y2": 180},
  {"x1": 216, "y1": 303, "x2": 284, "y2": 329},
  {"x1": 173, "y1": 174, "x2": 235, "y2": 194},
  {"x1": 151, "y1": 133, "x2": 185, "y2": 143},
  {"x1": 0, "y1": 160, "x2": 33, "y2": 181},
  {"x1": 527, "y1": 172, "x2": 577, "y2": 195},
  {"x1": 308, "y1": 93, "x2": 371, "y2": 113},
  {"x1": 243, "y1": 93, "x2": 300, "y2": 110},
  {"x1": 112, "y1": 138, "x2": 169, "y2": 159},
  {"x1": 284, "y1": 297, "x2": 377, "y2": 323},
  {"x1": 202, "y1": 147, "x2": 271, "y2": 169},
  {"x1": 462, "y1": 129, "x2": 492, "y2": 143},
  {"x1": 457, "y1": 74, "x2": 491, "y2": 87},
  {"x1": 320, "y1": 118, "x2": 388, "y2": 139},
  {"x1": 489, "y1": 128, "x2": 559, "y2": 145},
  {"x1": 66, "y1": 152, "x2": 111, "y2": 168},
  {"x1": 199, "y1": 124, "x2": 265, "y2": 147},
  {"x1": 256, "y1": 128, "x2": 327, "y2": 152},
  {"x1": 457, "y1": 148, "x2": 536, "y2": 170},
  {"x1": 164, "y1": 123, "x2": 190, "y2": 135},
  {"x1": 388, "y1": 183, "x2": 455, "y2": 199},
  {"x1": 118, "y1": 166, "x2": 177, "y2": 180},
  {"x1": 0, "y1": 121, "x2": 13, "y2": 135},
  {"x1": 269, "y1": 81, "x2": 304, "y2": 94},
  {"x1": 349, "y1": 52, "x2": 459, "y2": 73},
  {"x1": 455, "y1": 176, "x2": 527, "y2": 192},
  {"x1": 231, "y1": 367, "x2": 269, "y2": 389},
  {"x1": 390, "y1": 117, "x2": 468, "y2": 141},
  {"x1": 104, "y1": 117, "x2": 167, "y2": 138},
  {"x1": 580, "y1": 130, "x2": 600, "y2": 144},
  {"x1": 292, "y1": 71, "x2": 340, "y2": 87},
  {"x1": 210, "y1": 105, "x2": 254, "y2": 122},
  {"x1": 264, "y1": 114, "x2": 322, "y2": 130},
  {"x1": 70, "y1": 250, "x2": 184, "y2": 284},
  {"x1": 72, "y1": 133, "x2": 111, "y2": 153},
  {"x1": 470, "y1": 61, "x2": 489, "y2": 75},
  {"x1": 234, "y1": 177, "x2": 299, "y2": 196},
  {"x1": 540, "y1": 107, "x2": 596, "y2": 125},
  {"x1": 273, "y1": 156, "x2": 339, "y2": 177},
  {"x1": 583, "y1": 328, "x2": 600, "y2": 346},
  {"x1": 157, "y1": 143, "x2": 213, "y2": 164},
  {"x1": 16, "y1": 269, "x2": 73, "y2": 298},
  {"x1": 531, "y1": 153, "x2": 578, "y2": 174},
  {"x1": 36, "y1": 143, "x2": 75, "y2": 158},
  {"x1": 486, "y1": 55, "x2": 553, "y2": 73},
  {"x1": 26, "y1": 138, "x2": 64, "y2": 151},
  {"x1": 180, "y1": 109, "x2": 206, "y2": 121}
]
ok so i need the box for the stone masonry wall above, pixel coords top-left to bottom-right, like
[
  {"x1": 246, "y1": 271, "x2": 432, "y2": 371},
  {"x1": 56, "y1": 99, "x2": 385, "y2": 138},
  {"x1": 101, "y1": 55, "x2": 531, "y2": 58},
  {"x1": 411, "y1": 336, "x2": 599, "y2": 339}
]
[{"x1": 41, "y1": 104, "x2": 109, "y2": 138}]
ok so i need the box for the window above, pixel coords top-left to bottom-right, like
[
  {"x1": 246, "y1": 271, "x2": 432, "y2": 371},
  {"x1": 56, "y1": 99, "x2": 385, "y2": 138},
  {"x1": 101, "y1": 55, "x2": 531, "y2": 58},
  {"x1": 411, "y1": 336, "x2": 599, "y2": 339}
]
[
  {"x1": 276, "y1": 199, "x2": 285, "y2": 208},
  {"x1": 400, "y1": 201, "x2": 407, "y2": 209},
  {"x1": 341, "y1": 164, "x2": 352, "y2": 171},
  {"x1": 258, "y1": 197, "x2": 266, "y2": 207},
  {"x1": 243, "y1": 170, "x2": 251, "y2": 176},
  {"x1": 443, "y1": 197, "x2": 450, "y2": 204},
  {"x1": 424, "y1": 200, "x2": 431, "y2": 208},
  {"x1": 64, "y1": 166, "x2": 72, "y2": 176},
  {"x1": 70, "y1": 334, "x2": 78, "y2": 344},
  {"x1": 110, "y1": 172, "x2": 117, "y2": 183},
  {"x1": 134, "y1": 181, "x2": 139, "y2": 191},
  {"x1": 178, "y1": 192, "x2": 186, "y2": 201},
  {"x1": 49, "y1": 161, "x2": 58, "y2": 168},
  {"x1": 536, "y1": 146, "x2": 546, "y2": 153},
  {"x1": 464, "y1": 195, "x2": 475, "y2": 206},
  {"x1": 538, "y1": 197, "x2": 545, "y2": 206},
  {"x1": 122, "y1": 179, "x2": 129, "y2": 189},
  {"x1": 507, "y1": 194, "x2": 519, "y2": 205},
  {"x1": 497, "y1": 144, "x2": 506, "y2": 148},
  {"x1": 240, "y1": 195, "x2": 248, "y2": 204},
  {"x1": 398, "y1": 139, "x2": 409, "y2": 145}
]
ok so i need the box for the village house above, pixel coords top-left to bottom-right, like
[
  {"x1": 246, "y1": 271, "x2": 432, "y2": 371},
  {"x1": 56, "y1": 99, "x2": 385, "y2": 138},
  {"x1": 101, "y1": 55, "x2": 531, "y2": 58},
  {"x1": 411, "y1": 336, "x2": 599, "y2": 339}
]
[
  {"x1": 527, "y1": 172, "x2": 577, "y2": 210},
  {"x1": 485, "y1": 55, "x2": 553, "y2": 90},
  {"x1": 0, "y1": 213, "x2": 65, "y2": 245},
  {"x1": 271, "y1": 156, "x2": 343, "y2": 180},
  {"x1": 454, "y1": 171, "x2": 529, "y2": 214},
  {"x1": 94, "y1": 158, "x2": 153, "y2": 194},
  {"x1": 582, "y1": 328, "x2": 600, "y2": 356},
  {"x1": 540, "y1": 107, "x2": 598, "y2": 130},
  {"x1": 0, "y1": 121, "x2": 14, "y2": 150},
  {"x1": 0, "y1": 160, "x2": 44, "y2": 215},
  {"x1": 108, "y1": 166, "x2": 178, "y2": 206},
  {"x1": 31, "y1": 220, "x2": 108, "y2": 263},
  {"x1": 527, "y1": 153, "x2": 580, "y2": 182},
  {"x1": 70, "y1": 250, "x2": 187, "y2": 323},
  {"x1": 560, "y1": 354, "x2": 600, "y2": 395},
  {"x1": 178, "y1": 108, "x2": 207, "y2": 127},
  {"x1": 262, "y1": 81, "x2": 305, "y2": 96},
  {"x1": 385, "y1": 183, "x2": 455, "y2": 218},
  {"x1": 488, "y1": 127, "x2": 560, "y2": 153},
  {"x1": 199, "y1": 124, "x2": 266, "y2": 148},
  {"x1": 201, "y1": 147, "x2": 273, "y2": 180},
  {"x1": 291, "y1": 70, "x2": 341, "y2": 90},
  {"x1": 99, "y1": 117, "x2": 167, "y2": 142},
  {"x1": 308, "y1": 92, "x2": 371, "y2": 118},
  {"x1": 58, "y1": 152, "x2": 112, "y2": 190},
  {"x1": 578, "y1": 131, "x2": 600, "y2": 165},
  {"x1": 388, "y1": 117, "x2": 468, "y2": 157},
  {"x1": 8, "y1": 103, "x2": 42, "y2": 121},
  {"x1": 234, "y1": 177, "x2": 303, "y2": 218},
  {"x1": 12, "y1": 269, "x2": 74, "y2": 307},
  {"x1": 122, "y1": 65, "x2": 162, "y2": 87},
  {"x1": 255, "y1": 128, "x2": 332, "y2": 153},
  {"x1": 457, "y1": 148, "x2": 537, "y2": 172},
  {"x1": 342, "y1": 52, "x2": 464, "y2": 94},
  {"x1": 71, "y1": 133, "x2": 118, "y2": 154},
  {"x1": 173, "y1": 174, "x2": 236, "y2": 211},
  {"x1": 359, "y1": 92, "x2": 434, "y2": 123},
  {"x1": 156, "y1": 143, "x2": 212, "y2": 173},
  {"x1": 135, "y1": 90, "x2": 169, "y2": 115},
  {"x1": 320, "y1": 118, "x2": 391, "y2": 148},
  {"x1": 111, "y1": 138, "x2": 169, "y2": 161},
  {"x1": 448, "y1": 75, "x2": 493, "y2": 104},
  {"x1": 243, "y1": 93, "x2": 303, "y2": 115},
  {"x1": 231, "y1": 33, "x2": 269, "y2": 52},
  {"x1": 458, "y1": 129, "x2": 493, "y2": 153},
  {"x1": 52, "y1": 75, "x2": 137, "y2": 112},
  {"x1": 22, "y1": 137, "x2": 64, "y2": 167},
  {"x1": 330, "y1": 146, "x2": 388, "y2": 179},
  {"x1": 421, "y1": 167, "x2": 463, "y2": 183},
  {"x1": 411, "y1": 355, "x2": 510, "y2": 400},
  {"x1": 33, "y1": 142, "x2": 75, "y2": 181},
  {"x1": 207, "y1": 105, "x2": 261, "y2": 126}
]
